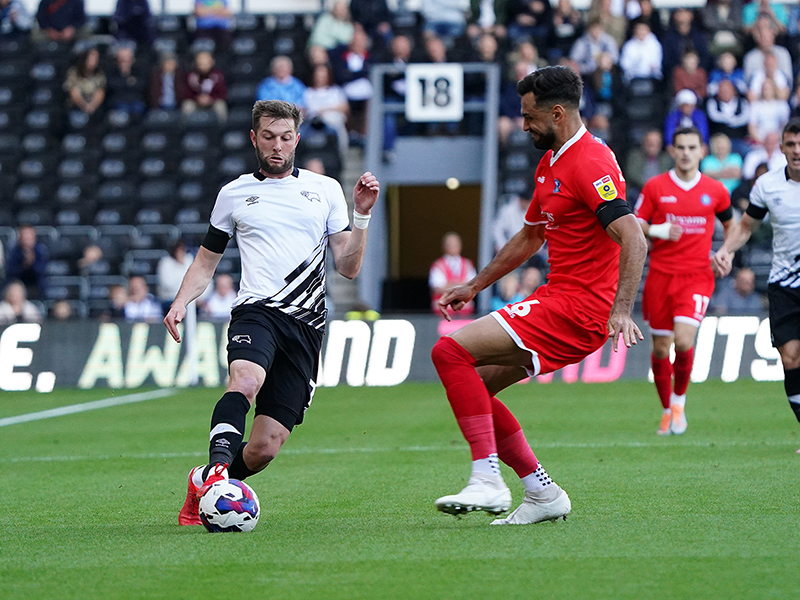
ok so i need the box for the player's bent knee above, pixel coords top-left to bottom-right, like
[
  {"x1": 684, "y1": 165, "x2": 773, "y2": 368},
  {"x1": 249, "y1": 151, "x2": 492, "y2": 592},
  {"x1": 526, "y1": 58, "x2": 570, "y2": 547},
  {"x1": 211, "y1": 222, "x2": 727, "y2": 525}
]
[
  {"x1": 244, "y1": 442, "x2": 279, "y2": 471},
  {"x1": 431, "y1": 336, "x2": 473, "y2": 371}
]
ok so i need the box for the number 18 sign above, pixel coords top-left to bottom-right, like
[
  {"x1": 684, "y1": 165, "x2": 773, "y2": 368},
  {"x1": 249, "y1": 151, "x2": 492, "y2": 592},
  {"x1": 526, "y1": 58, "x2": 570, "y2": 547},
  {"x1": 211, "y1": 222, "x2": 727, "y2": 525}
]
[{"x1": 405, "y1": 63, "x2": 464, "y2": 123}]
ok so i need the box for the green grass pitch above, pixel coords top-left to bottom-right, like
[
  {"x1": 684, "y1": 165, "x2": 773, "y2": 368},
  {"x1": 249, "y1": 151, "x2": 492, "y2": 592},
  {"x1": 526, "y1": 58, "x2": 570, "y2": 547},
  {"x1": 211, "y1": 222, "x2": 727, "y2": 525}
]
[{"x1": 0, "y1": 379, "x2": 798, "y2": 600}]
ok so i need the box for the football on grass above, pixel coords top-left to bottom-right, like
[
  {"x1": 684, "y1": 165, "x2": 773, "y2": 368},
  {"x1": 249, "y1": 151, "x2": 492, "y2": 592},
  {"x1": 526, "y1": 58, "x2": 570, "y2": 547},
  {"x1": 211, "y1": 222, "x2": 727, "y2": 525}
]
[{"x1": 198, "y1": 479, "x2": 260, "y2": 533}]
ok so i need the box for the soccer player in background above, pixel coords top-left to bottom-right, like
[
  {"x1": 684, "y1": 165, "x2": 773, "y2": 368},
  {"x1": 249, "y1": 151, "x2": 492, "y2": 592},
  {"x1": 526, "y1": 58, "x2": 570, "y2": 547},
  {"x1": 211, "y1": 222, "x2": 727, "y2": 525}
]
[
  {"x1": 431, "y1": 66, "x2": 647, "y2": 525},
  {"x1": 634, "y1": 127, "x2": 733, "y2": 435},
  {"x1": 164, "y1": 100, "x2": 380, "y2": 525},
  {"x1": 713, "y1": 118, "x2": 800, "y2": 454}
]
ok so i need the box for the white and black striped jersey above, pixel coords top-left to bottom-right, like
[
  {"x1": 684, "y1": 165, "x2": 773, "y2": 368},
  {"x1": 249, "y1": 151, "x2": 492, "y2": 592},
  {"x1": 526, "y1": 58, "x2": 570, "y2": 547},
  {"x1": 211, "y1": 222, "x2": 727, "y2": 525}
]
[
  {"x1": 207, "y1": 167, "x2": 350, "y2": 329},
  {"x1": 747, "y1": 166, "x2": 800, "y2": 288}
]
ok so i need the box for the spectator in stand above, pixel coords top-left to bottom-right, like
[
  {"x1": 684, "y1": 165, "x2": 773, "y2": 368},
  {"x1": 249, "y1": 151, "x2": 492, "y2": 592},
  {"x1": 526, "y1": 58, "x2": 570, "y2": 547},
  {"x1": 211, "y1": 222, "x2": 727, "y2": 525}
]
[
  {"x1": 586, "y1": 0, "x2": 626, "y2": 48},
  {"x1": 308, "y1": 0, "x2": 354, "y2": 51},
  {"x1": 569, "y1": 16, "x2": 619, "y2": 77},
  {"x1": 493, "y1": 193, "x2": 532, "y2": 253},
  {"x1": 466, "y1": 0, "x2": 508, "y2": 41},
  {"x1": 507, "y1": 0, "x2": 552, "y2": 46},
  {"x1": 711, "y1": 267, "x2": 764, "y2": 315},
  {"x1": 124, "y1": 275, "x2": 162, "y2": 322},
  {"x1": 51, "y1": 299, "x2": 74, "y2": 320},
  {"x1": 63, "y1": 47, "x2": 105, "y2": 118},
  {"x1": 182, "y1": 50, "x2": 227, "y2": 123},
  {"x1": 420, "y1": 0, "x2": 469, "y2": 44},
  {"x1": 742, "y1": 0, "x2": 788, "y2": 36},
  {"x1": 701, "y1": 132, "x2": 743, "y2": 193},
  {"x1": 77, "y1": 243, "x2": 104, "y2": 276},
  {"x1": 625, "y1": 129, "x2": 673, "y2": 200},
  {"x1": 707, "y1": 51, "x2": 747, "y2": 97},
  {"x1": 0, "y1": 281, "x2": 42, "y2": 325},
  {"x1": 193, "y1": 0, "x2": 232, "y2": 50},
  {"x1": 101, "y1": 284, "x2": 127, "y2": 321},
  {"x1": 349, "y1": 0, "x2": 392, "y2": 43},
  {"x1": 506, "y1": 40, "x2": 545, "y2": 75},
  {"x1": 0, "y1": 239, "x2": 4, "y2": 283},
  {"x1": 731, "y1": 161, "x2": 768, "y2": 214},
  {"x1": 742, "y1": 130, "x2": 786, "y2": 179},
  {"x1": 157, "y1": 239, "x2": 196, "y2": 309},
  {"x1": 665, "y1": 89, "x2": 710, "y2": 146},
  {"x1": 626, "y1": 0, "x2": 663, "y2": 40},
  {"x1": 106, "y1": 44, "x2": 147, "y2": 115},
  {"x1": 257, "y1": 55, "x2": 306, "y2": 108},
  {"x1": 661, "y1": 8, "x2": 711, "y2": 77},
  {"x1": 706, "y1": 78, "x2": 751, "y2": 156},
  {"x1": 588, "y1": 50, "x2": 623, "y2": 120},
  {"x1": 791, "y1": 77, "x2": 800, "y2": 118},
  {"x1": 702, "y1": 0, "x2": 744, "y2": 56},
  {"x1": 424, "y1": 34, "x2": 449, "y2": 64},
  {"x1": 619, "y1": 20, "x2": 662, "y2": 84},
  {"x1": 113, "y1": 0, "x2": 154, "y2": 45},
  {"x1": 0, "y1": 0, "x2": 33, "y2": 40},
  {"x1": 748, "y1": 52, "x2": 791, "y2": 102},
  {"x1": 743, "y1": 15, "x2": 793, "y2": 86},
  {"x1": 6, "y1": 225, "x2": 48, "y2": 301},
  {"x1": 329, "y1": 24, "x2": 373, "y2": 141},
  {"x1": 147, "y1": 52, "x2": 185, "y2": 110},
  {"x1": 672, "y1": 48, "x2": 707, "y2": 101},
  {"x1": 748, "y1": 77, "x2": 790, "y2": 144},
  {"x1": 34, "y1": 0, "x2": 87, "y2": 43},
  {"x1": 545, "y1": 0, "x2": 583, "y2": 63},
  {"x1": 301, "y1": 156, "x2": 326, "y2": 175},
  {"x1": 200, "y1": 273, "x2": 237, "y2": 320},
  {"x1": 518, "y1": 265, "x2": 543, "y2": 296},
  {"x1": 491, "y1": 272, "x2": 523, "y2": 312},
  {"x1": 429, "y1": 232, "x2": 476, "y2": 316},
  {"x1": 304, "y1": 63, "x2": 350, "y2": 157},
  {"x1": 498, "y1": 60, "x2": 534, "y2": 144}
]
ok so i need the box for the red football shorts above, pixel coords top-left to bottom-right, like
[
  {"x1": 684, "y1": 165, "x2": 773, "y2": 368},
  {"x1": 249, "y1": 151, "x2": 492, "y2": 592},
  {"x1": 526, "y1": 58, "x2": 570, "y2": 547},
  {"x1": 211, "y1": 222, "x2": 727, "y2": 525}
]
[
  {"x1": 642, "y1": 268, "x2": 715, "y2": 335},
  {"x1": 491, "y1": 286, "x2": 609, "y2": 376}
]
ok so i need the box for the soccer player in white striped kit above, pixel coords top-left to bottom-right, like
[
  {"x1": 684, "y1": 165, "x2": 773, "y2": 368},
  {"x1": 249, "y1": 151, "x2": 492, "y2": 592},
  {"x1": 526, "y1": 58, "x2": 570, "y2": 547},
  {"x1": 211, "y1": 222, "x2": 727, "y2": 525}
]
[
  {"x1": 713, "y1": 118, "x2": 800, "y2": 454},
  {"x1": 164, "y1": 100, "x2": 380, "y2": 525}
]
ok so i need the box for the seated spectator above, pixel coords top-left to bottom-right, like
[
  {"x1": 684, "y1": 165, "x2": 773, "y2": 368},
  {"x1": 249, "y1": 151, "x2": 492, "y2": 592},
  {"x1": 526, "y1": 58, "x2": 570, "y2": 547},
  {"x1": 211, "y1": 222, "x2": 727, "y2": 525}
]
[
  {"x1": 742, "y1": 131, "x2": 786, "y2": 179},
  {"x1": 506, "y1": 40, "x2": 545, "y2": 75},
  {"x1": 77, "y1": 244, "x2": 103, "y2": 275},
  {"x1": 106, "y1": 44, "x2": 147, "y2": 115},
  {"x1": 429, "y1": 231, "x2": 476, "y2": 316},
  {"x1": 35, "y1": 0, "x2": 88, "y2": 43},
  {"x1": 329, "y1": 24, "x2": 373, "y2": 139},
  {"x1": 0, "y1": 281, "x2": 42, "y2": 325},
  {"x1": 5, "y1": 224, "x2": 48, "y2": 300},
  {"x1": 465, "y1": 0, "x2": 508, "y2": 41},
  {"x1": 625, "y1": 129, "x2": 673, "y2": 199},
  {"x1": 0, "y1": 0, "x2": 33, "y2": 40},
  {"x1": 731, "y1": 161, "x2": 768, "y2": 214},
  {"x1": 349, "y1": 0, "x2": 391, "y2": 43},
  {"x1": 100, "y1": 284, "x2": 127, "y2": 321},
  {"x1": 707, "y1": 51, "x2": 747, "y2": 97},
  {"x1": 711, "y1": 267, "x2": 764, "y2": 314},
  {"x1": 743, "y1": 15, "x2": 793, "y2": 86},
  {"x1": 424, "y1": 34, "x2": 449, "y2": 64},
  {"x1": 491, "y1": 272, "x2": 523, "y2": 311},
  {"x1": 588, "y1": 51, "x2": 623, "y2": 120},
  {"x1": 748, "y1": 51, "x2": 791, "y2": 102},
  {"x1": 742, "y1": 0, "x2": 788, "y2": 36},
  {"x1": 147, "y1": 52, "x2": 185, "y2": 110},
  {"x1": 200, "y1": 273, "x2": 237, "y2": 320},
  {"x1": 51, "y1": 299, "x2": 74, "y2": 320},
  {"x1": 256, "y1": 55, "x2": 306, "y2": 107},
  {"x1": 661, "y1": 7, "x2": 711, "y2": 76},
  {"x1": 748, "y1": 78, "x2": 790, "y2": 144},
  {"x1": 421, "y1": 0, "x2": 469, "y2": 44},
  {"x1": 493, "y1": 193, "x2": 532, "y2": 253},
  {"x1": 518, "y1": 265, "x2": 543, "y2": 297},
  {"x1": 124, "y1": 275, "x2": 162, "y2": 322},
  {"x1": 182, "y1": 50, "x2": 227, "y2": 123},
  {"x1": 619, "y1": 19, "x2": 662, "y2": 84},
  {"x1": 702, "y1": 0, "x2": 744, "y2": 57},
  {"x1": 672, "y1": 49, "x2": 707, "y2": 101},
  {"x1": 193, "y1": 0, "x2": 232, "y2": 50},
  {"x1": 508, "y1": 0, "x2": 552, "y2": 46},
  {"x1": 498, "y1": 60, "x2": 535, "y2": 144},
  {"x1": 569, "y1": 17, "x2": 618, "y2": 77},
  {"x1": 545, "y1": 0, "x2": 583, "y2": 63},
  {"x1": 706, "y1": 78, "x2": 751, "y2": 156},
  {"x1": 304, "y1": 64, "x2": 350, "y2": 157},
  {"x1": 664, "y1": 89, "x2": 710, "y2": 146},
  {"x1": 586, "y1": 0, "x2": 626, "y2": 48},
  {"x1": 63, "y1": 47, "x2": 105, "y2": 118},
  {"x1": 308, "y1": 0, "x2": 354, "y2": 50},
  {"x1": 113, "y1": 0, "x2": 154, "y2": 44},
  {"x1": 156, "y1": 239, "x2": 195, "y2": 307},
  {"x1": 701, "y1": 132, "x2": 743, "y2": 193}
]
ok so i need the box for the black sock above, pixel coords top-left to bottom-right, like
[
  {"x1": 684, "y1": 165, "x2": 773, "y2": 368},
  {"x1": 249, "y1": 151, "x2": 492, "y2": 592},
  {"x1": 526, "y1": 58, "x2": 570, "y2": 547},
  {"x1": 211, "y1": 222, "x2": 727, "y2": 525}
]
[
  {"x1": 784, "y1": 367, "x2": 800, "y2": 424},
  {"x1": 228, "y1": 442, "x2": 259, "y2": 481},
  {"x1": 208, "y1": 391, "x2": 251, "y2": 468}
]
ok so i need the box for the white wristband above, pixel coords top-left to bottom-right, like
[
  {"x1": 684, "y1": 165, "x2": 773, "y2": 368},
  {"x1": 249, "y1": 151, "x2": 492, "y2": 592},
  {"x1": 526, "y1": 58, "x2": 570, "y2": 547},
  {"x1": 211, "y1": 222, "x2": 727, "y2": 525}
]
[
  {"x1": 648, "y1": 222, "x2": 672, "y2": 240},
  {"x1": 353, "y1": 210, "x2": 371, "y2": 230}
]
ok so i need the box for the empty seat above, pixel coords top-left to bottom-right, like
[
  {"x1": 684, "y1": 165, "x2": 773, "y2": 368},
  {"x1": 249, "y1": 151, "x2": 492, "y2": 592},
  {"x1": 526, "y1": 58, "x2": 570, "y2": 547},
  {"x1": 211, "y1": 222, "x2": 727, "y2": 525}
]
[
  {"x1": 96, "y1": 225, "x2": 137, "y2": 260},
  {"x1": 228, "y1": 81, "x2": 259, "y2": 107},
  {"x1": 17, "y1": 156, "x2": 55, "y2": 180},
  {"x1": 30, "y1": 87, "x2": 58, "y2": 108},
  {"x1": 136, "y1": 223, "x2": 179, "y2": 248},
  {"x1": 184, "y1": 109, "x2": 219, "y2": 129},
  {"x1": 228, "y1": 56, "x2": 267, "y2": 84},
  {"x1": 139, "y1": 157, "x2": 171, "y2": 179},
  {"x1": 15, "y1": 206, "x2": 54, "y2": 226},
  {"x1": 29, "y1": 62, "x2": 57, "y2": 85},
  {"x1": 0, "y1": 132, "x2": 20, "y2": 155},
  {"x1": 99, "y1": 158, "x2": 131, "y2": 180},
  {"x1": 177, "y1": 222, "x2": 211, "y2": 248},
  {"x1": 25, "y1": 109, "x2": 58, "y2": 131},
  {"x1": 97, "y1": 180, "x2": 137, "y2": 205},
  {"x1": 144, "y1": 108, "x2": 182, "y2": 131},
  {"x1": 46, "y1": 259, "x2": 72, "y2": 277},
  {"x1": 181, "y1": 131, "x2": 213, "y2": 153},
  {"x1": 101, "y1": 131, "x2": 132, "y2": 155},
  {"x1": 141, "y1": 131, "x2": 174, "y2": 155},
  {"x1": 216, "y1": 247, "x2": 240, "y2": 275},
  {"x1": 218, "y1": 154, "x2": 249, "y2": 179},
  {"x1": 22, "y1": 133, "x2": 52, "y2": 154},
  {"x1": 221, "y1": 129, "x2": 249, "y2": 152},
  {"x1": 174, "y1": 206, "x2": 204, "y2": 224},
  {"x1": 122, "y1": 248, "x2": 169, "y2": 277},
  {"x1": 14, "y1": 182, "x2": 51, "y2": 205},
  {"x1": 178, "y1": 156, "x2": 208, "y2": 179},
  {"x1": 55, "y1": 208, "x2": 85, "y2": 226},
  {"x1": 61, "y1": 133, "x2": 88, "y2": 155},
  {"x1": 47, "y1": 298, "x2": 88, "y2": 319},
  {"x1": 44, "y1": 275, "x2": 89, "y2": 301}
]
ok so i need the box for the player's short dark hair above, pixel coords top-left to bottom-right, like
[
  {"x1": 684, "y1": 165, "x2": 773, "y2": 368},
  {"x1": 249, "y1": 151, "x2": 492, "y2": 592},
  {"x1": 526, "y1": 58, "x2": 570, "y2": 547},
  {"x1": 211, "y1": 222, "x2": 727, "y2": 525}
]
[
  {"x1": 782, "y1": 117, "x2": 800, "y2": 138},
  {"x1": 671, "y1": 126, "x2": 703, "y2": 145},
  {"x1": 252, "y1": 100, "x2": 303, "y2": 133},
  {"x1": 516, "y1": 66, "x2": 583, "y2": 109}
]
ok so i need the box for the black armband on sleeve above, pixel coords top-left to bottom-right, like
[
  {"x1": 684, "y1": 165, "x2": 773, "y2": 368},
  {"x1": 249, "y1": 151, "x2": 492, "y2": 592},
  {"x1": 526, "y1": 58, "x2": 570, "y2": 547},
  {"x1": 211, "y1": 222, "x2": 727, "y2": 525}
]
[
  {"x1": 201, "y1": 225, "x2": 230, "y2": 254},
  {"x1": 745, "y1": 203, "x2": 768, "y2": 220},
  {"x1": 595, "y1": 198, "x2": 632, "y2": 229},
  {"x1": 716, "y1": 206, "x2": 733, "y2": 222}
]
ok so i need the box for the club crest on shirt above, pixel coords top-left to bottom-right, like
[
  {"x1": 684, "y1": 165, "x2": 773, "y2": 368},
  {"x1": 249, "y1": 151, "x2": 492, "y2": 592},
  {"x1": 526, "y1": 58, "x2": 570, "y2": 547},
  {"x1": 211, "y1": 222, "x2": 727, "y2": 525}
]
[
  {"x1": 301, "y1": 190, "x2": 321, "y2": 202},
  {"x1": 553, "y1": 179, "x2": 562, "y2": 194},
  {"x1": 700, "y1": 194, "x2": 711, "y2": 206},
  {"x1": 592, "y1": 175, "x2": 617, "y2": 201},
  {"x1": 245, "y1": 196, "x2": 259, "y2": 206},
  {"x1": 231, "y1": 334, "x2": 251, "y2": 344}
]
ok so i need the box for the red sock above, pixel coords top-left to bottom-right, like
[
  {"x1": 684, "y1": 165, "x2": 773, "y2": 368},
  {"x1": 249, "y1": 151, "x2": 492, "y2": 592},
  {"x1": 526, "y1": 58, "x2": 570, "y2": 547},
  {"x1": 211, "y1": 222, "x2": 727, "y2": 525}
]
[
  {"x1": 651, "y1": 354, "x2": 673, "y2": 410},
  {"x1": 673, "y1": 348, "x2": 694, "y2": 396},
  {"x1": 492, "y1": 397, "x2": 539, "y2": 478},
  {"x1": 431, "y1": 337, "x2": 496, "y2": 460}
]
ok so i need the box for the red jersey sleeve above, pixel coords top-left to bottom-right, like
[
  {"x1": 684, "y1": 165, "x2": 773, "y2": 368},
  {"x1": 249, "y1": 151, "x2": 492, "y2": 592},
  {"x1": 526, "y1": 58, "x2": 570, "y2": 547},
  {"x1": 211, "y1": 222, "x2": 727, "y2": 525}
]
[
  {"x1": 714, "y1": 181, "x2": 732, "y2": 215},
  {"x1": 571, "y1": 145, "x2": 626, "y2": 213},
  {"x1": 524, "y1": 164, "x2": 547, "y2": 226}
]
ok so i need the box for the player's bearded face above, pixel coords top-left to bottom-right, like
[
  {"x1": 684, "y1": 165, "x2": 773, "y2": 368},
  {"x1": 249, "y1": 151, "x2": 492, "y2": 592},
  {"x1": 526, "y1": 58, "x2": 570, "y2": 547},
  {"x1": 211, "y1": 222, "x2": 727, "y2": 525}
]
[
  {"x1": 256, "y1": 144, "x2": 295, "y2": 175},
  {"x1": 531, "y1": 124, "x2": 557, "y2": 150},
  {"x1": 253, "y1": 118, "x2": 298, "y2": 175}
]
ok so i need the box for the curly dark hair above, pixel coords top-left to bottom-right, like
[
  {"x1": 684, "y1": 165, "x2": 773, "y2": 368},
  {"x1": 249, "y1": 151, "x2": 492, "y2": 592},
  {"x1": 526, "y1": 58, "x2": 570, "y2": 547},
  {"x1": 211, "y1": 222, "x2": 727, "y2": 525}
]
[{"x1": 516, "y1": 66, "x2": 583, "y2": 109}]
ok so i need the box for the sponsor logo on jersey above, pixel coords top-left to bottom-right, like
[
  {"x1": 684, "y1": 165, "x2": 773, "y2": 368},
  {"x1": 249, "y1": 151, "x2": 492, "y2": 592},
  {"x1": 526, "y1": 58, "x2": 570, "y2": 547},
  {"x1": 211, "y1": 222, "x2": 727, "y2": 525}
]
[
  {"x1": 659, "y1": 195, "x2": 678, "y2": 203},
  {"x1": 245, "y1": 196, "x2": 259, "y2": 206},
  {"x1": 592, "y1": 175, "x2": 617, "y2": 201},
  {"x1": 700, "y1": 194, "x2": 711, "y2": 206},
  {"x1": 301, "y1": 190, "x2": 321, "y2": 202},
  {"x1": 542, "y1": 211, "x2": 558, "y2": 230},
  {"x1": 553, "y1": 179, "x2": 562, "y2": 194},
  {"x1": 537, "y1": 176, "x2": 545, "y2": 183},
  {"x1": 231, "y1": 334, "x2": 252, "y2": 344}
]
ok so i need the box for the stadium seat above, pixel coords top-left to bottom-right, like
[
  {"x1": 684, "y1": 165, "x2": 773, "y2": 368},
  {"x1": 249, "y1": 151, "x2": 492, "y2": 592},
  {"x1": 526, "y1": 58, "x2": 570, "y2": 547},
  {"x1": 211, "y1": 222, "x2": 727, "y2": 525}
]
[
  {"x1": 53, "y1": 224, "x2": 98, "y2": 259},
  {"x1": 177, "y1": 222, "x2": 211, "y2": 248},
  {"x1": 136, "y1": 223, "x2": 180, "y2": 249},
  {"x1": 98, "y1": 158, "x2": 132, "y2": 181},
  {"x1": 227, "y1": 107, "x2": 253, "y2": 130},
  {"x1": 139, "y1": 157, "x2": 169, "y2": 179},
  {"x1": 25, "y1": 108, "x2": 59, "y2": 132},
  {"x1": 30, "y1": 87, "x2": 58, "y2": 109},
  {"x1": 216, "y1": 247, "x2": 240, "y2": 275},
  {"x1": 22, "y1": 133, "x2": 52, "y2": 155},
  {"x1": 141, "y1": 131, "x2": 175, "y2": 156},
  {"x1": 46, "y1": 259, "x2": 72, "y2": 277},
  {"x1": 234, "y1": 13, "x2": 261, "y2": 32},
  {"x1": 228, "y1": 56, "x2": 268, "y2": 85},
  {"x1": 44, "y1": 275, "x2": 89, "y2": 302},
  {"x1": 17, "y1": 156, "x2": 55, "y2": 181},
  {"x1": 174, "y1": 206, "x2": 204, "y2": 225},
  {"x1": 55, "y1": 208, "x2": 85, "y2": 227},
  {"x1": 144, "y1": 109, "x2": 183, "y2": 132},
  {"x1": 181, "y1": 131, "x2": 214, "y2": 154},
  {"x1": 47, "y1": 298, "x2": 88, "y2": 319},
  {"x1": 218, "y1": 154, "x2": 250, "y2": 180},
  {"x1": 29, "y1": 61, "x2": 58, "y2": 86},
  {"x1": 61, "y1": 133, "x2": 88, "y2": 155},
  {"x1": 227, "y1": 82, "x2": 259, "y2": 107},
  {"x1": 15, "y1": 206, "x2": 54, "y2": 226},
  {"x1": 184, "y1": 109, "x2": 220, "y2": 130},
  {"x1": 0, "y1": 132, "x2": 19, "y2": 156},
  {"x1": 122, "y1": 248, "x2": 169, "y2": 277},
  {"x1": 138, "y1": 179, "x2": 178, "y2": 205},
  {"x1": 96, "y1": 224, "x2": 137, "y2": 261},
  {"x1": 0, "y1": 38, "x2": 29, "y2": 59},
  {"x1": 101, "y1": 131, "x2": 134, "y2": 155},
  {"x1": 96, "y1": 180, "x2": 137, "y2": 205},
  {"x1": 221, "y1": 129, "x2": 249, "y2": 152},
  {"x1": 14, "y1": 182, "x2": 51, "y2": 205},
  {"x1": 0, "y1": 58, "x2": 30, "y2": 84}
]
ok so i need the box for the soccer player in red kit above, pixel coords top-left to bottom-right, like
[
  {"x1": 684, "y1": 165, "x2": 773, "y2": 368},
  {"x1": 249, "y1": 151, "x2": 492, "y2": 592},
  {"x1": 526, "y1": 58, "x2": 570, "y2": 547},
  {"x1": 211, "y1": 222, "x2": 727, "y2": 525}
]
[
  {"x1": 634, "y1": 127, "x2": 733, "y2": 435},
  {"x1": 431, "y1": 66, "x2": 647, "y2": 524}
]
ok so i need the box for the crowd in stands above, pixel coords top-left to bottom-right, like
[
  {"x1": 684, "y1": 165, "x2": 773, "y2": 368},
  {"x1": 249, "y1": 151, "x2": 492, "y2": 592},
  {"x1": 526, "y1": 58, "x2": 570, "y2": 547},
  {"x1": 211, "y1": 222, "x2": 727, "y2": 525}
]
[{"x1": 4, "y1": 0, "x2": 798, "y2": 319}]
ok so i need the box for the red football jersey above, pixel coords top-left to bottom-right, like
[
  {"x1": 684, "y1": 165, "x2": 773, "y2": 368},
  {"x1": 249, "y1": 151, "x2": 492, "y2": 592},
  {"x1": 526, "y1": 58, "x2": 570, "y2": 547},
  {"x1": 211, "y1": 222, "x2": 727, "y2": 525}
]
[
  {"x1": 634, "y1": 170, "x2": 731, "y2": 273},
  {"x1": 524, "y1": 127, "x2": 626, "y2": 317}
]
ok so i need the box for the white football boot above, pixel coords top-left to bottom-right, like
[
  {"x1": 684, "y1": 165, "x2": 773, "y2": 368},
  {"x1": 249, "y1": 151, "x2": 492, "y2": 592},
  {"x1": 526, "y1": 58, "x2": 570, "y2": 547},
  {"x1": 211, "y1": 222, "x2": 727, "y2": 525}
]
[
  {"x1": 491, "y1": 485, "x2": 571, "y2": 525},
  {"x1": 434, "y1": 473, "x2": 512, "y2": 515}
]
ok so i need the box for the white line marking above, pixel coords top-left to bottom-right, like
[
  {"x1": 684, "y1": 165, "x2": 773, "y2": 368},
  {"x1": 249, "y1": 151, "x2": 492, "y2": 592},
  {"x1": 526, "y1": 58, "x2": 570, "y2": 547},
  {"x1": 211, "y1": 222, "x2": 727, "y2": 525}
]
[{"x1": 0, "y1": 389, "x2": 176, "y2": 428}]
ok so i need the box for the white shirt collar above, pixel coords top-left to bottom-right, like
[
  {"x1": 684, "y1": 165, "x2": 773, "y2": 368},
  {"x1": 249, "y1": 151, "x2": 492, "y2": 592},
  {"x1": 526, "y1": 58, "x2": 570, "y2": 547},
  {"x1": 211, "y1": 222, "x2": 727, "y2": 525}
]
[
  {"x1": 668, "y1": 169, "x2": 701, "y2": 191},
  {"x1": 550, "y1": 125, "x2": 587, "y2": 166}
]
